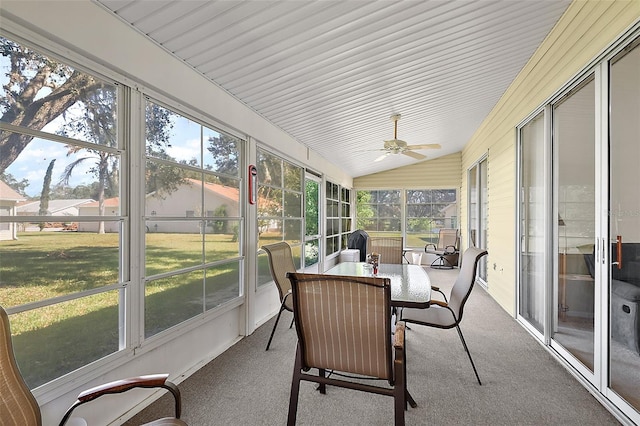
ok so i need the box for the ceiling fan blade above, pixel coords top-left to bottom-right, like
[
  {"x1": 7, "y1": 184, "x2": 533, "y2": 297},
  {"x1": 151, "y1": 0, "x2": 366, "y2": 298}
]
[
  {"x1": 405, "y1": 143, "x2": 441, "y2": 150},
  {"x1": 355, "y1": 148, "x2": 387, "y2": 153},
  {"x1": 374, "y1": 152, "x2": 390, "y2": 162},
  {"x1": 402, "y1": 151, "x2": 427, "y2": 160}
]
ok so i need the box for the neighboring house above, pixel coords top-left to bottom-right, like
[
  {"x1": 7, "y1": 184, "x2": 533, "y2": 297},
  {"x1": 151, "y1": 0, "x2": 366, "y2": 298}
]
[
  {"x1": 146, "y1": 178, "x2": 240, "y2": 234},
  {"x1": 77, "y1": 179, "x2": 240, "y2": 233},
  {"x1": 440, "y1": 203, "x2": 458, "y2": 229},
  {"x1": 0, "y1": 181, "x2": 26, "y2": 241},
  {"x1": 76, "y1": 197, "x2": 121, "y2": 233},
  {"x1": 16, "y1": 199, "x2": 94, "y2": 217}
]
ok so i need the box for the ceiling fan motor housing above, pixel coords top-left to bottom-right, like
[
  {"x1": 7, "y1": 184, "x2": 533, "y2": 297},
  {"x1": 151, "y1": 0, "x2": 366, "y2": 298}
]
[{"x1": 383, "y1": 139, "x2": 408, "y2": 153}]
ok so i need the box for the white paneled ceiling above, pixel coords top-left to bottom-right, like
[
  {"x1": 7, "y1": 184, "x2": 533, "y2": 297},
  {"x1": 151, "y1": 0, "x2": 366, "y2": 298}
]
[{"x1": 95, "y1": 0, "x2": 571, "y2": 177}]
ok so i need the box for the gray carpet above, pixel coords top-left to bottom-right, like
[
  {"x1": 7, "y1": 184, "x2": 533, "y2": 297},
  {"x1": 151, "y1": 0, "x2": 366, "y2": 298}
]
[{"x1": 126, "y1": 268, "x2": 620, "y2": 425}]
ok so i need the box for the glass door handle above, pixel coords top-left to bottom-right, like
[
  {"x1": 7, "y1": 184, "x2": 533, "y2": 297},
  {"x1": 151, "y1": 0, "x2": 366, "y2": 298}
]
[{"x1": 613, "y1": 235, "x2": 623, "y2": 270}]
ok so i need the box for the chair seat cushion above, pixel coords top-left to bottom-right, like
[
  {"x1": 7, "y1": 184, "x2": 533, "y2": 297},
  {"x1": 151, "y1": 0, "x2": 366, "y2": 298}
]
[
  {"x1": 613, "y1": 279, "x2": 640, "y2": 302},
  {"x1": 401, "y1": 306, "x2": 456, "y2": 328}
]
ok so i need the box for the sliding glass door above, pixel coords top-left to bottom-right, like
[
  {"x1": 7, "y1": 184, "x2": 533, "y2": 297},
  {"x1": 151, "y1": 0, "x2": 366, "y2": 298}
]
[
  {"x1": 518, "y1": 33, "x2": 640, "y2": 422},
  {"x1": 608, "y1": 38, "x2": 640, "y2": 415},
  {"x1": 551, "y1": 77, "x2": 596, "y2": 375},
  {"x1": 519, "y1": 112, "x2": 546, "y2": 336},
  {"x1": 469, "y1": 157, "x2": 488, "y2": 283}
]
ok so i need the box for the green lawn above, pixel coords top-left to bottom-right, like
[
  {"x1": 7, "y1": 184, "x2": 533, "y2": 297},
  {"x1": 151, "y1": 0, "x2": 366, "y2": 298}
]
[{"x1": 0, "y1": 231, "x2": 243, "y2": 388}]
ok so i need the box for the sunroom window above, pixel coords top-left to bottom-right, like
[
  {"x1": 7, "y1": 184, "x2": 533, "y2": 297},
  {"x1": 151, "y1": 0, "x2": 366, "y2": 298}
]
[
  {"x1": 144, "y1": 100, "x2": 243, "y2": 338},
  {"x1": 0, "y1": 35, "x2": 123, "y2": 388}
]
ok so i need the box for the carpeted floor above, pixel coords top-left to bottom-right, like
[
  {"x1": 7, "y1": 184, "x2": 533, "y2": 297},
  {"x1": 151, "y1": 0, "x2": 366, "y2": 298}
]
[{"x1": 125, "y1": 268, "x2": 621, "y2": 425}]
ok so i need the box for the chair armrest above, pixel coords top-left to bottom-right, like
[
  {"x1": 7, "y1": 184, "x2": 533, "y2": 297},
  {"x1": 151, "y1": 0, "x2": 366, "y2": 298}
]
[
  {"x1": 430, "y1": 299, "x2": 448, "y2": 308},
  {"x1": 394, "y1": 322, "x2": 405, "y2": 349},
  {"x1": 60, "y1": 374, "x2": 182, "y2": 425},
  {"x1": 77, "y1": 374, "x2": 171, "y2": 402},
  {"x1": 431, "y1": 286, "x2": 448, "y2": 302},
  {"x1": 424, "y1": 243, "x2": 436, "y2": 252}
]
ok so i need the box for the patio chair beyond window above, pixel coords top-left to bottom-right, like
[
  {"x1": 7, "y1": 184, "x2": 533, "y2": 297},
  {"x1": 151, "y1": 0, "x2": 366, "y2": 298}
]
[{"x1": 424, "y1": 228, "x2": 459, "y2": 269}]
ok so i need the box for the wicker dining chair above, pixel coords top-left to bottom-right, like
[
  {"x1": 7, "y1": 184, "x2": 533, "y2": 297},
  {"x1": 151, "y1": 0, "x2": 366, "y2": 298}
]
[
  {"x1": 0, "y1": 305, "x2": 187, "y2": 426},
  {"x1": 286, "y1": 272, "x2": 406, "y2": 426},
  {"x1": 261, "y1": 241, "x2": 297, "y2": 351}
]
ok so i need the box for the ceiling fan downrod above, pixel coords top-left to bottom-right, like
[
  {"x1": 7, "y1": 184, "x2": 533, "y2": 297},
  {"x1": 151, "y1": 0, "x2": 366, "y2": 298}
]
[{"x1": 391, "y1": 114, "x2": 401, "y2": 140}]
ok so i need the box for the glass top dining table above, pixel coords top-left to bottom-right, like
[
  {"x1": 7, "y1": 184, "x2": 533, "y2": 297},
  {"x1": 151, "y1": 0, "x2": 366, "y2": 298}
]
[{"x1": 324, "y1": 262, "x2": 431, "y2": 308}]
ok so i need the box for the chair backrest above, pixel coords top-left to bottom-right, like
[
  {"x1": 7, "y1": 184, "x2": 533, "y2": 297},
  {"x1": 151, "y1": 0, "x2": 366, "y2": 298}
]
[
  {"x1": 449, "y1": 247, "x2": 488, "y2": 323},
  {"x1": 436, "y1": 228, "x2": 459, "y2": 251},
  {"x1": 367, "y1": 237, "x2": 403, "y2": 264},
  {"x1": 287, "y1": 272, "x2": 393, "y2": 381},
  {"x1": 261, "y1": 242, "x2": 297, "y2": 307},
  {"x1": 0, "y1": 306, "x2": 42, "y2": 426}
]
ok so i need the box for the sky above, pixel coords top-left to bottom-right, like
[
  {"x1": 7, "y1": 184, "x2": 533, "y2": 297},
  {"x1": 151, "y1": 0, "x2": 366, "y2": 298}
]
[
  {"x1": 1, "y1": 48, "x2": 227, "y2": 198},
  {"x1": 6, "y1": 118, "x2": 203, "y2": 198}
]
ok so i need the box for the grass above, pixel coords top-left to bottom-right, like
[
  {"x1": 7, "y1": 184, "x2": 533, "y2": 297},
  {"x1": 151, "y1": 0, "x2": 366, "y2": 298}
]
[
  {"x1": 0, "y1": 231, "x2": 244, "y2": 388},
  {"x1": 1, "y1": 232, "x2": 120, "y2": 309},
  {"x1": 0, "y1": 231, "x2": 349, "y2": 387}
]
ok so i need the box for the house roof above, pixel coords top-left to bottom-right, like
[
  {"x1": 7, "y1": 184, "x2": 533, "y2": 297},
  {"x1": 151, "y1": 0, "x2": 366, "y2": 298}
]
[
  {"x1": 80, "y1": 197, "x2": 121, "y2": 208},
  {"x1": 0, "y1": 181, "x2": 26, "y2": 202},
  {"x1": 16, "y1": 199, "x2": 94, "y2": 215},
  {"x1": 83, "y1": 180, "x2": 241, "y2": 208},
  {"x1": 187, "y1": 178, "x2": 239, "y2": 203}
]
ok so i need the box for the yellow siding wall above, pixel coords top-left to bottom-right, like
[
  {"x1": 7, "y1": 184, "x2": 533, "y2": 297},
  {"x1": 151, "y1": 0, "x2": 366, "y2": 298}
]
[
  {"x1": 356, "y1": 1, "x2": 640, "y2": 315},
  {"x1": 465, "y1": 0, "x2": 640, "y2": 314},
  {"x1": 353, "y1": 152, "x2": 462, "y2": 189}
]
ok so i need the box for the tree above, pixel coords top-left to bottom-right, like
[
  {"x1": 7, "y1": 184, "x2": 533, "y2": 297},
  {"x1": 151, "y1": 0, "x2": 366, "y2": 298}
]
[
  {"x1": 38, "y1": 159, "x2": 55, "y2": 230},
  {"x1": 1, "y1": 36, "x2": 179, "y2": 229},
  {"x1": 58, "y1": 87, "x2": 117, "y2": 234},
  {"x1": 305, "y1": 179, "x2": 318, "y2": 236},
  {"x1": 206, "y1": 134, "x2": 239, "y2": 181},
  {"x1": 58, "y1": 93, "x2": 176, "y2": 232},
  {"x1": 0, "y1": 37, "x2": 103, "y2": 174},
  {"x1": 356, "y1": 190, "x2": 375, "y2": 230},
  {"x1": 144, "y1": 103, "x2": 185, "y2": 197},
  {"x1": 49, "y1": 182, "x2": 109, "y2": 200},
  {"x1": 0, "y1": 171, "x2": 29, "y2": 196},
  {"x1": 208, "y1": 204, "x2": 228, "y2": 233}
]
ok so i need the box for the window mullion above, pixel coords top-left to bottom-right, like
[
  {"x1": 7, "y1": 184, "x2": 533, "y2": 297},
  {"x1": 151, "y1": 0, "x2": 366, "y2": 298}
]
[{"x1": 128, "y1": 87, "x2": 145, "y2": 350}]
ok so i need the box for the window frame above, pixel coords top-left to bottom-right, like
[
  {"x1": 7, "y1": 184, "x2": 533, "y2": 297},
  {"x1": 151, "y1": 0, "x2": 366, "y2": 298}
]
[
  {"x1": 0, "y1": 31, "x2": 248, "y2": 398},
  {"x1": 0, "y1": 34, "x2": 129, "y2": 392},
  {"x1": 355, "y1": 188, "x2": 458, "y2": 249},
  {"x1": 143, "y1": 96, "x2": 245, "y2": 339},
  {"x1": 256, "y1": 147, "x2": 304, "y2": 288}
]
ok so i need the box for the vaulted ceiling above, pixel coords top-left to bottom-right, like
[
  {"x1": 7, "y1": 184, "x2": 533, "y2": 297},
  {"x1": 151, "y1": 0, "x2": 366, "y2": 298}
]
[{"x1": 95, "y1": 0, "x2": 571, "y2": 177}]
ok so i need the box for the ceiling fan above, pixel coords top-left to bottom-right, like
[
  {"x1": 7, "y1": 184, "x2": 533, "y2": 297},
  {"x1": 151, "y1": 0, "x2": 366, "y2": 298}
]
[{"x1": 374, "y1": 114, "x2": 441, "y2": 162}]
